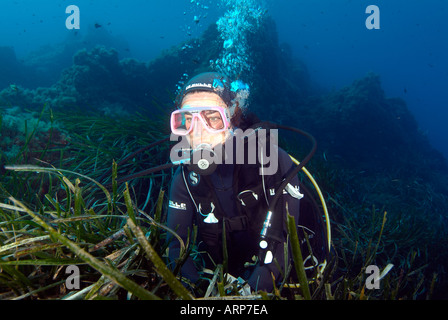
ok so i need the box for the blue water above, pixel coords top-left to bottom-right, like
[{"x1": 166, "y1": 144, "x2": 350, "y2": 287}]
[
  {"x1": 1, "y1": 0, "x2": 447, "y2": 158},
  {"x1": 268, "y1": 0, "x2": 448, "y2": 160},
  {"x1": 0, "y1": 0, "x2": 223, "y2": 61}
]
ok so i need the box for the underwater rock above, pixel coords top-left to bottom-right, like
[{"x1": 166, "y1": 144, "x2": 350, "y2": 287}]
[
  {"x1": 20, "y1": 43, "x2": 76, "y2": 88},
  {"x1": 0, "y1": 106, "x2": 68, "y2": 161},
  {"x1": 247, "y1": 18, "x2": 312, "y2": 119},
  {"x1": 0, "y1": 26, "x2": 132, "y2": 91},
  {"x1": 0, "y1": 46, "x2": 22, "y2": 90},
  {"x1": 0, "y1": 85, "x2": 39, "y2": 108},
  {"x1": 0, "y1": 46, "x2": 149, "y2": 112},
  {"x1": 313, "y1": 73, "x2": 407, "y2": 158},
  {"x1": 68, "y1": 46, "x2": 125, "y2": 107},
  {"x1": 291, "y1": 72, "x2": 447, "y2": 188}
]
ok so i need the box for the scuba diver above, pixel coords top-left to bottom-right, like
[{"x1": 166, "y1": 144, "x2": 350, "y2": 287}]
[{"x1": 166, "y1": 72, "x2": 329, "y2": 295}]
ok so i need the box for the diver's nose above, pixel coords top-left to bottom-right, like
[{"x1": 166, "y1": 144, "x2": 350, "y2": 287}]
[{"x1": 192, "y1": 118, "x2": 207, "y2": 137}]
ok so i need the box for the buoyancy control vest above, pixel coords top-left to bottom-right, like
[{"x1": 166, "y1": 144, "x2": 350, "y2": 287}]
[
  {"x1": 180, "y1": 164, "x2": 288, "y2": 271},
  {"x1": 179, "y1": 126, "x2": 293, "y2": 269}
]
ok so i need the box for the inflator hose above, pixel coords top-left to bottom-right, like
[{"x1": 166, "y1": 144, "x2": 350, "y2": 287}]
[
  {"x1": 115, "y1": 162, "x2": 175, "y2": 185},
  {"x1": 253, "y1": 121, "x2": 318, "y2": 264},
  {"x1": 253, "y1": 121, "x2": 317, "y2": 215}
]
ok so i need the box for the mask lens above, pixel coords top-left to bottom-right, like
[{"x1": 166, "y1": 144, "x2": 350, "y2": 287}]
[
  {"x1": 200, "y1": 110, "x2": 225, "y2": 130},
  {"x1": 171, "y1": 111, "x2": 193, "y2": 135}
]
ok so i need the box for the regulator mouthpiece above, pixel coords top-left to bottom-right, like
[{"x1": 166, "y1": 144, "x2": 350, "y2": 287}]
[{"x1": 188, "y1": 144, "x2": 218, "y2": 175}]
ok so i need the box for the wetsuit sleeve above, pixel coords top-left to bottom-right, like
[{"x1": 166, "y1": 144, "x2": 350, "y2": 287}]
[
  {"x1": 247, "y1": 148, "x2": 301, "y2": 292},
  {"x1": 166, "y1": 167, "x2": 200, "y2": 284}
]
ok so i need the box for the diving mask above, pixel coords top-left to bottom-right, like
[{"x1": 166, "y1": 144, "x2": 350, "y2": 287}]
[{"x1": 170, "y1": 106, "x2": 231, "y2": 136}]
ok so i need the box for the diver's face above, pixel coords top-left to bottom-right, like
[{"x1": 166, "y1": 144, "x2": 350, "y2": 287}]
[{"x1": 181, "y1": 91, "x2": 230, "y2": 149}]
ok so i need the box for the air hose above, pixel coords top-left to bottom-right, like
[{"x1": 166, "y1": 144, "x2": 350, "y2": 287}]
[{"x1": 255, "y1": 121, "x2": 332, "y2": 267}]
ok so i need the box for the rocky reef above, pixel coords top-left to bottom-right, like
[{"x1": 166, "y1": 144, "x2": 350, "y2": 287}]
[{"x1": 0, "y1": 106, "x2": 68, "y2": 163}]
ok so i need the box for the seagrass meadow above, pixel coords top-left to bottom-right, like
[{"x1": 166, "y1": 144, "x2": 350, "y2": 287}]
[{"x1": 0, "y1": 105, "x2": 447, "y2": 300}]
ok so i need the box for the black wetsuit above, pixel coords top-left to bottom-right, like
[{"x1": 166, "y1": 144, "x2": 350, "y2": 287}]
[{"x1": 166, "y1": 147, "x2": 303, "y2": 292}]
